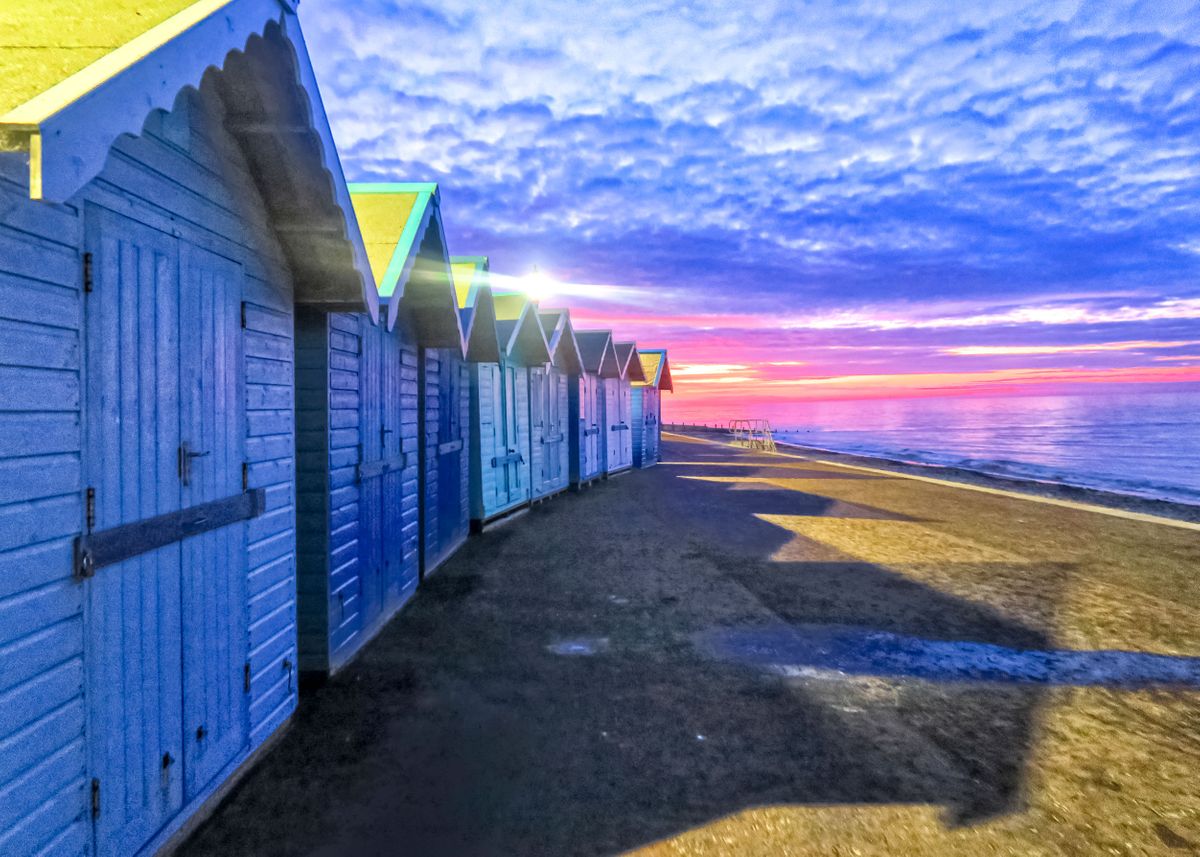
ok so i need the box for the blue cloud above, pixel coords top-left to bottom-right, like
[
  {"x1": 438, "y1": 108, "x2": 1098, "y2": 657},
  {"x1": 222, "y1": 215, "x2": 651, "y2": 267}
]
[{"x1": 303, "y1": 0, "x2": 1200, "y2": 341}]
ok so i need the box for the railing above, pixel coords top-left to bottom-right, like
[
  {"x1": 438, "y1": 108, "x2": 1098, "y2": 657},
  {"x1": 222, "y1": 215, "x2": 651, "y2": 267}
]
[{"x1": 727, "y1": 419, "x2": 777, "y2": 453}]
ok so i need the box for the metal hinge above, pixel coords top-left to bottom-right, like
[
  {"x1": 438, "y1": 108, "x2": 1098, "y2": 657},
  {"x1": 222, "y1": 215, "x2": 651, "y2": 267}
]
[
  {"x1": 240, "y1": 301, "x2": 247, "y2": 329},
  {"x1": 85, "y1": 487, "x2": 95, "y2": 532},
  {"x1": 243, "y1": 662, "x2": 251, "y2": 693},
  {"x1": 82, "y1": 253, "x2": 94, "y2": 293},
  {"x1": 242, "y1": 462, "x2": 249, "y2": 492},
  {"x1": 91, "y1": 778, "x2": 101, "y2": 819}
]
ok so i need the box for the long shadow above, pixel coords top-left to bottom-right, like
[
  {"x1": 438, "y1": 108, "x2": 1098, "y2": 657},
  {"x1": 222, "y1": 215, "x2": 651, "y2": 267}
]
[{"x1": 178, "y1": 439, "x2": 1188, "y2": 856}]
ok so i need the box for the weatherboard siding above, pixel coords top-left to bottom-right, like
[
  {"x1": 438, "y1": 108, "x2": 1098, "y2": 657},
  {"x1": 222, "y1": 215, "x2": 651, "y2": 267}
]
[
  {"x1": 422, "y1": 347, "x2": 469, "y2": 574},
  {"x1": 295, "y1": 312, "x2": 422, "y2": 677},
  {"x1": 0, "y1": 85, "x2": 299, "y2": 856}
]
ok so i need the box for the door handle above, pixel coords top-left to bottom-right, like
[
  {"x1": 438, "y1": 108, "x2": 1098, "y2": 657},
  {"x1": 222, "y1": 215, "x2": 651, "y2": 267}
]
[{"x1": 179, "y1": 442, "x2": 210, "y2": 486}]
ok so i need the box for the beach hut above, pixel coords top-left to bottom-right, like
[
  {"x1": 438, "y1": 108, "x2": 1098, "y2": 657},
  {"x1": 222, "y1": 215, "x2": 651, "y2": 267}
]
[
  {"x1": 456, "y1": 263, "x2": 551, "y2": 527},
  {"x1": 571, "y1": 331, "x2": 622, "y2": 487},
  {"x1": 295, "y1": 183, "x2": 463, "y2": 678},
  {"x1": 530, "y1": 309, "x2": 583, "y2": 500},
  {"x1": 632, "y1": 349, "x2": 673, "y2": 468},
  {"x1": 604, "y1": 343, "x2": 645, "y2": 475},
  {"x1": 0, "y1": 4, "x2": 376, "y2": 854}
]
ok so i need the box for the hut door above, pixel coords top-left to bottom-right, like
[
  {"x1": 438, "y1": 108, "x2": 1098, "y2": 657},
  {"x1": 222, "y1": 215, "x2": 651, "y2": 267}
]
[
  {"x1": 620, "y1": 383, "x2": 632, "y2": 466},
  {"x1": 435, "y1": 351, "x2": 464, "y2": 557},
  {"x1": 84, "y1": 209, "x2": 186, "y2": 855},
  {"x1": 358, "y1": 324, "x2": 386, "y2": 630},
  {"x1": 645, "y1": 390, "x2": 659, "y2": 461},
  {"x1": 379, "y1": 339, "x2": 406, "y2": 604},
  {"x1": 545, "y1": 372, "x2": 563, "y2": 483},
  {"x1": 177, "y1": 244, "x2": 248, "y2": 798},
  {"x1": 530, "y1": 367, "x2": 546, "y2": 488},
  {"x1": 504, "y1": 363, "x2": 524, "y2": 501},
  {"x1": 605, "y1": 379, "x2": 620, "y2": 468},
  {"x1": 581, "y1": 375, "x2": 601, "y2": 476}
]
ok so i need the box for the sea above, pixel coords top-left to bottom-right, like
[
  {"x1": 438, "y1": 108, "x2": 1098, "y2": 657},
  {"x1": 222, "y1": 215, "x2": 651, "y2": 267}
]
[{"x1": 720, "y1": 386, "x2": 1200, "y2": 507}]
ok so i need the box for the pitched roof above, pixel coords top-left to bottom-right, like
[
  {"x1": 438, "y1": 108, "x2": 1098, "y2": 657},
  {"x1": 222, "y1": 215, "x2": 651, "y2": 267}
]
[
  {"x1": 575, "y1": 330, "x2": 622, "y2": 378},
  {"x1": 538, "y1": 309, "x2": 583, "y2": 375},
  {"x1": 613, "y1": 342, "x2": 647, "y2": 383},
  {"x1": 492, "y1": 292, "x2": 551, "y2": 365},
  {"x1": 0, "y1": 0, "x2": 376, "y2": 318},
  {"x1": 349, "y1": 182, "x2": 462, "y2": 347},
  {"x1": 450, "y1": 256, "x2": 489, "y2": 309},
  {"x1": 635, "y1": 349, "x2": 673, "y2": 391},
  {"x1": 0, "y1": 0, "x2": 202, "y2": 117}
]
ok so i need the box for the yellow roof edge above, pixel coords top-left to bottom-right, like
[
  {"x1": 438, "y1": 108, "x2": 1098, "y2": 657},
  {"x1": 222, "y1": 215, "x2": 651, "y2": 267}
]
[{"x1": 1, "y1": 0, "x2": 242, "y2": 127}]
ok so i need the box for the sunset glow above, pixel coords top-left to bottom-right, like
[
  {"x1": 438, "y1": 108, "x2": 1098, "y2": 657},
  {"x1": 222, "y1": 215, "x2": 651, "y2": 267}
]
[{"x1": 306, "y1": 1, "x2": 1200, "y2": 420}]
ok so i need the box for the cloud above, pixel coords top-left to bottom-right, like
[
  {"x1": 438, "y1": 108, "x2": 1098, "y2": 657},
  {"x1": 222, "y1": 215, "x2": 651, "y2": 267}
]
[{"x1": 303, "y1": 0, "x2": 1200, "y2": 401}]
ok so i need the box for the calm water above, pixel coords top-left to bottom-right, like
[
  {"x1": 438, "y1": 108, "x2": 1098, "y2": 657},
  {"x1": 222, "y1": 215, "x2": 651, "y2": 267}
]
[{"x1": 728, "y1": 388, "x2": 1200, "y2": 506}]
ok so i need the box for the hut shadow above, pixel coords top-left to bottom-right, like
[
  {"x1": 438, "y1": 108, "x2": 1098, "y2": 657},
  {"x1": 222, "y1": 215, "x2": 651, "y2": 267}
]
[{"x1": 178, "y1": 439, "x2": 1198, "y2": 857}]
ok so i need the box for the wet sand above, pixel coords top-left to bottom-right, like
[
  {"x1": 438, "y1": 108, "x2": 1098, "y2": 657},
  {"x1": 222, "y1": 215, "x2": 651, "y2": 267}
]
[{"x1": 179, "y1": 434, "x2": 1200, "y2": 857}]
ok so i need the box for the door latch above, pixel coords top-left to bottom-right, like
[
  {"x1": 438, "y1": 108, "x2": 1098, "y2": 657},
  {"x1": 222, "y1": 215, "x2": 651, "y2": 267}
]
[{"x1": 178, "y1": 441, "x2": 210, "y2": 486}]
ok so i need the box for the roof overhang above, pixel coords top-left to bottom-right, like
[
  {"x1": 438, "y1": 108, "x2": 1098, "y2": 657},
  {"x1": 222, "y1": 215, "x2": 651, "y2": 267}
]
[
  {"x1": 497, "y1": 301, "x2": 551, "y2": 366},
  {"x1": 460, "y1": 286, "x2": 501, "y2": 363},
  {"x1": 576, "y1": 330, "x2": 622, "y2": 379},
  {"x1": 0, "y1": 0, "x2": 376, "y2": 319},
  {"x1": 540, "y1": 309, "x2": 583, "y2": 376},
  {"x1": 614, "y1": 342, "x2": 646, "y2": 383},
  {"x1": 451, "y1": 255, "x2": 490, "y2": 310},
  {"x1": 350, "y1": 183, "x2": 463, "y2": 348},
  {"x1": 635, "y1": 349, "x2": 673, "y2": 391}
]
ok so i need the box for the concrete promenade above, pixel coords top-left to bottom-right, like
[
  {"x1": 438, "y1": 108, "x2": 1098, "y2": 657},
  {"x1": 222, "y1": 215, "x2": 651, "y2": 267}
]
[{"x1": 181, "y1": 434, "x2": 1200, "y2": 856}]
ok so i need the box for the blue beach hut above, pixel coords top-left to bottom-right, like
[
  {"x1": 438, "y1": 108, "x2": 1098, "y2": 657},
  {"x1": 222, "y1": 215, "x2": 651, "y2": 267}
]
[
  {"x1": 0, "y1": 4, "x2": 376, "y2": 854},
  {"x1": 456, "y1": 263, "x2": 551, "y2": 527},
  {"x1": 530, "y1": 309, "x2": 583, "y2": 501},
  {"x1": 605, "y1": 343, "x2": 645, "y2": 475},
  {"x1": 294, "y1": 184, "x2": 463, "y2": 678},
  {"x1": 571, "y1": 330, "x2": 622, "y2": 487},
  {"x1": 632, "y1": 349, "x2": 673, "y2": 468}
]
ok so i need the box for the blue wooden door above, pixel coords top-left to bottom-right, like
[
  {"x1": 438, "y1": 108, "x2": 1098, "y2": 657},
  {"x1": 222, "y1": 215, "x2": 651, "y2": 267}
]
[
  {"x1": 435, "y1": 350, "x2": 465, "y2": 558},
  {"x1": 380, "y1": 334, "x2": 406, "y2": 605},
  {"x1": 84, "y1": 207, "x2": 186, "y2": 855},
  {"x1": 579, "y1": 374, "x2": 602, "y2": 479},
  {"x1": 605, "y1": 379, "x2": 620, "y2": 469},
  {"x1": 479, "y1": 363, "x2": 505, "y2": 515},
  {"x1": 358, "y1": 322, "x2": 385, "y2": 631},
  {"x1": 504, "y1": 364, "x2": 528, "y2": 504},
  {"x1": 544, "y1": 370, "x2": 564, "y2": 485},
  {"x1": 645, "y1": 389, "x2": 659, "y2": 462},
  {"x1": 178, "y1": 244, "x2": 248, "y2": 799},
  {"x1": 529, "y1": 366, "x2": 545, "y2": 492}
]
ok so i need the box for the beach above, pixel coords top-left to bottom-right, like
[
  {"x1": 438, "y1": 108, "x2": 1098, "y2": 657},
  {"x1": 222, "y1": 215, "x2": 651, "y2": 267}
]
[{"x1": 179, "y1": 433, "x2": 1200, "y2": 856}]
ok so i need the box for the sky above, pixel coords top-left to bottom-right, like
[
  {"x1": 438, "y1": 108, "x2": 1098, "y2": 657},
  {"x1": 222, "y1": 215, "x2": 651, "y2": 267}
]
[{"x1": 304, "y1": 0, "x2": 1200, "y2": 418}]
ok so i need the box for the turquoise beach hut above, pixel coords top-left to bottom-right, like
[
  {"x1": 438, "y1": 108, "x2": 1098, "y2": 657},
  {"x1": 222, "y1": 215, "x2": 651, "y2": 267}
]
[
  {"x1": 531, "y1": 309, "x2": 583, "y2": 500},
  {"x1": 605, "y1": 343, "x2": 645, "y2": 475},
  {"x1": 459, "y1": 267, "x2": 551, "y2": 527},
  {"x1": 0, "y1": 3, "x2": 377, "y2": 854},
  {"x1": 571, "y1": 330, "x2": 622, "y2": 487},
  {"x1": 632, "y1": 349, "x2": 673, "y2": 468},
  {"x1": 294, "y1": 184, "x2": 462, "y2": 678}
]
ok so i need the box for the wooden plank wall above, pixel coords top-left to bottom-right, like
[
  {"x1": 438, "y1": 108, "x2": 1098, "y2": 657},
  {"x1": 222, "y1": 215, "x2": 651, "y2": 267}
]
[
  {"x1": 294, "y1": 309, "x2": 331, "y2": 674},
  {"x1": 632, "y1": 386, "x2": 646, "y2": 467},
  {"x1": 0, "y1": 84, "x2": 300, "y2": 855},
  {"x1": 326, "y1": 313, "x2": 364, "y2": 670},
  {"x1": 422, "y1": 347, "x2": 470, "y2": 572}
]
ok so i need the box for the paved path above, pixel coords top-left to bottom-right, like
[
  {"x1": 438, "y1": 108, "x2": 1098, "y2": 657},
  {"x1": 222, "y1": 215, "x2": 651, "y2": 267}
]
[{"x1": 182, "y1": 435, "x2": 1200, "y2": 856}]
